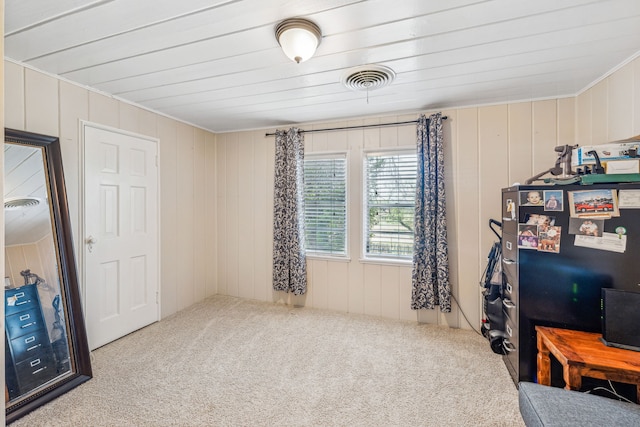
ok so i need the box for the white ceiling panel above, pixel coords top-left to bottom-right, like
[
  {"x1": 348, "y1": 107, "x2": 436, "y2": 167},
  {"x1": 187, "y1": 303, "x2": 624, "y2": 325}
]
[
  {"x1": 5, "y1": 0, "x2": 640, "y2": 132},
  {"x1": 7, "y1": 0, "x2": 238, "y2": 60},
  {"x1": 5, "y1": 0, "x2": 107, "y2": 34},
  {"x1": 3, "y1": 144, "x2": 52, "y2": 246}
]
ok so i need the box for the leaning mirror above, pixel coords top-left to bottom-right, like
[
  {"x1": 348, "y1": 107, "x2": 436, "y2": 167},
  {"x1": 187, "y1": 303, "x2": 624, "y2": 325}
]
[{"x1": 4, "y1": 128, "x2": 92, "y2": 423}]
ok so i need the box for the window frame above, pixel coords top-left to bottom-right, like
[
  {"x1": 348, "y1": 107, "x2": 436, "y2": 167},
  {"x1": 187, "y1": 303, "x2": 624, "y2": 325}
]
[
  {"x1": 361, "y1": 148, "x2": 417, "y2": 264},
  {"x1": 303, "y1": 151, "x2": 349, "y2": 260}
]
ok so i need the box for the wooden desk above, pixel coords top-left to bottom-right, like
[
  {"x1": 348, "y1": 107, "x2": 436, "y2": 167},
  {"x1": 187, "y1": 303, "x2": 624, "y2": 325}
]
[{"x1": 536, "y1": 326, "x2": 640, "y2": 402}]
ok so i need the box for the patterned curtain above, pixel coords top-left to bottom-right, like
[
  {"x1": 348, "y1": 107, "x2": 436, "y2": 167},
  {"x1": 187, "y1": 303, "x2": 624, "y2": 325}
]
[
  {"x1": 272, "y1": 128, "x2": 307, "y2": 295},
  {"x1": 411, "y1": 113, "x2": 451, "y2": 311}
]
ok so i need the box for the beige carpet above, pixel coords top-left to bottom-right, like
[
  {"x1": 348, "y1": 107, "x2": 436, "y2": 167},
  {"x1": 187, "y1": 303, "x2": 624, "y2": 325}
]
[{"x1": 11, "y1": 295, "x2": 524, "y2": 426}]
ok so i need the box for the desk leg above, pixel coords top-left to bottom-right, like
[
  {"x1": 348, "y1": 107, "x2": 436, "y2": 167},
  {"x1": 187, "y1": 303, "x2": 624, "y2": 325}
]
[
  {"x1": 537, "y1": 334, "x2": 551, "y2": 386},
  {"x1": 564, "y1": 365, "x2": 582, "y2": 391}
]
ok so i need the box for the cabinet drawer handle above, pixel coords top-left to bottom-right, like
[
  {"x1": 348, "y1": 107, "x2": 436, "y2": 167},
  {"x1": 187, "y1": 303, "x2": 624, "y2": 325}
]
[
  {"x1": 502, "y1": 258, "x2": 516, "y2": 265},
  {"x1": 19, "y1": 314, "x2": 31, "y2": 321},
  {"x1": 506, "y1": 241, "x2": 512, "y2": 250},
  {"x1": 27, "y1": 345, "x2": 40, "y2": 352},
  {"x1": 16, "y1": 300, "x2": 29, "y2": 306},
  {"x1": 506, "y1": 283, "x2": 513, "y2": 294},
  {"x1": 32, "y1": 368, "x2": 45, "y2": 375},
  {"x1": 15, "y1": 292, "x2": 25, "y2": 298},
  {"x1": 30, "y1": 358, "x2": 41, "y2": 368},
  {"x1": 24, "y1": 336, "x2": 36, "y2": 344},
  {"x1": 506, "y1": 324, "x2": 512, "y2": 337},
  {"x1": 503, "y1": 299, "x2": 516, "y2": 309},
  {"x1": 20, "y1": 322, "x2": 35, "y2": 329},
  {"x1": 503, "y1": 339, "x2": 516, "y2": 352}
]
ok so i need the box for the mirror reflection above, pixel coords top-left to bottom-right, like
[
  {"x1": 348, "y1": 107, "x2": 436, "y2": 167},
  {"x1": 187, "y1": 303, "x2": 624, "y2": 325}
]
[
  {"x1": 4, "y1": 129, "x2": 91, "y2": 424},
  {"x1": 4, "y1": 142, "x2": 73, "y2": 404}
]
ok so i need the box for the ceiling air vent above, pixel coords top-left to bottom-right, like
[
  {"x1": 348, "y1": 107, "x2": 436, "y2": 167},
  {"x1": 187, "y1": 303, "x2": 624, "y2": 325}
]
[
  {"x1": 4, "y1": 197, "x2": 41, "y2": 210},
  {"x1": 342, "y1": 65, "x2": 396, "y2": 92}
]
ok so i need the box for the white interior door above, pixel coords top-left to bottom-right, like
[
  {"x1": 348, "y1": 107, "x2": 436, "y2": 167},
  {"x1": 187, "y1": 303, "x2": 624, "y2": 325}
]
[{"x1": 83, "y1": 124, "x2": 159, "y2": 350}]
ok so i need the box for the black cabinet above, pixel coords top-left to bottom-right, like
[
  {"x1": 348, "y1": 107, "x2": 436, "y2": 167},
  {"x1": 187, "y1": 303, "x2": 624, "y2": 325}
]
[
  {"x1": 500, "y1": 188, "x2": 521, "y2": 383},
  {"x1": 500, "y1": 183, "x2": 640, "y2": 385},
  {"x1": 5, "y1": 284, "x2": 57, "y2": 400}
]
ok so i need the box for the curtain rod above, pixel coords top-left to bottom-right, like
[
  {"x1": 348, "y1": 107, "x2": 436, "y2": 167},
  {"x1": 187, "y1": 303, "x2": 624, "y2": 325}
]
[{"x1": 264, "y1": 116, "x2": 448, "y2": 137}]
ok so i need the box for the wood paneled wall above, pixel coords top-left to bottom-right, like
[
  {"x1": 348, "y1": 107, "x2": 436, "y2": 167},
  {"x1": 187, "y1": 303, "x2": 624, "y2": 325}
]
[
  {"x1": 215, "y1": 105, "x2": 571, "y2": 329},
  {"x1": 3, "y1": 61, "x2": 218, "y2": 320},
  {"x1": 577, "y1": 56, "x2": 640, "y2": 143},
  {"x1": 3, "y1": 54, "x2": 640, "y2": 335},
  {"x1": 5, "y1": 238, "x2": 52, "y2": 291},
  {"x1": 215, "y1": 55, "x2": 640, "y2": 329}
]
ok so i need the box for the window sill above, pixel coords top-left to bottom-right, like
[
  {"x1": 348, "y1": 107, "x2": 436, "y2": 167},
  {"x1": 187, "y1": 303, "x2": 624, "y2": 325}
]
[
  {"x1": 306, "y1": 253, "x2": 351, "y2": 263},
  {"x1": 304, "y1": 254, "x2": 413, "y2": 266},
  {"x1": 359, "y1": 257, "x2": 412, "y2": 267}
]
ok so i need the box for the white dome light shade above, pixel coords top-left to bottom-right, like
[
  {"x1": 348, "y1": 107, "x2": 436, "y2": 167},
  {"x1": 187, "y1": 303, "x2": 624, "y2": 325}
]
[
  {"x1": 276, "y1": 18, "x2": 322, "y2": 64},
  {"x1": 278, "y1": 28, "x2": 318, "y2": 63}
]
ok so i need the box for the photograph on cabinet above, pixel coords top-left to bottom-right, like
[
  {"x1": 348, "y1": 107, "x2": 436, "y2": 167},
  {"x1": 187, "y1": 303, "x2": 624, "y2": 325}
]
[
  {"x1": 517, "y1": 224, "x2": 539, "y2": 249},
  {"x1": 524, "y1": 213, "x2": 556, "y2": 226},
  {"x1": 568, "y1": 218, "x2": 604, "y2": 237},
  {"x1": 520, "y1": 190, "x2": 544, "y2": 206},
  {"x1": 537, "y1": 225, "x2": 561, "y2": 253},
  {"x1": 543, "y1": 190, "x2": 563, "y2": 212},
  {"x1": 568, "y1": 189, "x2": 619, "y2": 218}
]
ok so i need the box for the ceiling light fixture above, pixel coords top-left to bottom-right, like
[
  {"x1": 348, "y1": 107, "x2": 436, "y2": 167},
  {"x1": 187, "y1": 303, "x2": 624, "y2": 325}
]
[{"x1": 275, "y1": 18, "x2": 322, "y2": 64}]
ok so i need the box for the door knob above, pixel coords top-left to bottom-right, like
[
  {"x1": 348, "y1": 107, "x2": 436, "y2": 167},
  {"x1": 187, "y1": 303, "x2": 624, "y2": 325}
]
[{"x1": 86, "y1": 235, "x2": 98, "y2": 253}]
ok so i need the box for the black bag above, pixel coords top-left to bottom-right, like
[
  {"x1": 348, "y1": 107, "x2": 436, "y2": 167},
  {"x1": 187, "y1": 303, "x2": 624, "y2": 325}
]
[{"x1": 480, "y1": 220, "x2": 507, "y2": 355}]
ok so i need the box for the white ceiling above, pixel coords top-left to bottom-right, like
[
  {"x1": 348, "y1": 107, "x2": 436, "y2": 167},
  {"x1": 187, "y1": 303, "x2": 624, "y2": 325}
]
[
  {"x1": 4, "y1": 143, "x2": 51, "y2": 246},
  {"x1": 5, "y1": 0, "x2": 640, "y2": 133}
]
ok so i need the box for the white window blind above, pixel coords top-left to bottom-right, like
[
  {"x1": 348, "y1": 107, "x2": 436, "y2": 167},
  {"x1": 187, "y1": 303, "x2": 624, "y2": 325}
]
[
  {"x1": 364, "y1": 151, "x2": 417, "y2": 258},
  {"x1": 303, "y1": 154, "x2": 347, "y2": 256}
]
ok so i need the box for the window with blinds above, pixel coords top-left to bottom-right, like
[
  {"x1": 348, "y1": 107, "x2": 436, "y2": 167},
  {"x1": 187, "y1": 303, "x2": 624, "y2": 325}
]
[
  {"x1": 303, "y1": 154, "x2": 347, "y2": 256},
  {"x1": 364, "y1": 151, "x2": 417, "y2": 258}
]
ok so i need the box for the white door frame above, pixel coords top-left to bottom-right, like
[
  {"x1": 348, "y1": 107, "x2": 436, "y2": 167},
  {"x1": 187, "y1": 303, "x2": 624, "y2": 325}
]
[{"x1": 79, "y1": 120, "x2": 161, "y2": 324}]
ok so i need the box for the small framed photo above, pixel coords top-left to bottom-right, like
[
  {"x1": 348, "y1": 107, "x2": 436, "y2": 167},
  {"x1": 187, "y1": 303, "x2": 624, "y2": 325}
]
[
  {"x1": 518, "y1": 224, "x2": 539, "y2": 249},
  {"x1": 543, "y1": 190, "x2": 563, "y2": 212},
  {"x1": 4, "y1": 277, "x2": 12, "y2": 288},
  {"x1": 520, "y1": 190, "x2": 544, "y2": 206},
  {"x1": 524, "y1": 213, "x2": 556, "y2": 226},
  {"x1": 538, "y1": 225, "x2": 561, "y2": 253},
  {"x1": 568, "y1": 189, "x2": 619, "y2": 217},
  {"x1": 568, "y1": 218, "x2": 604, "y2": 237}
]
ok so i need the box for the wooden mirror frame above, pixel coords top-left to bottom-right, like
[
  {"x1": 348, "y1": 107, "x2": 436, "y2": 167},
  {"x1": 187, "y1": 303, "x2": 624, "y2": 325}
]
[{"x1": 5, "y1": 128, "x2": 92, "y2": 423}]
